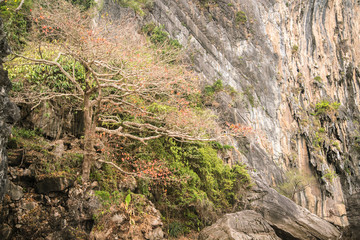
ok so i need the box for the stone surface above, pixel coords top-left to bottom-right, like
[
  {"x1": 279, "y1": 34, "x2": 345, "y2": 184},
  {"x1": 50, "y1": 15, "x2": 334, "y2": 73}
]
[
  {"x1": 245, "y1": 175, "x2": 341, "y2": 240},
  {"x1": 346, "y1": 192, "x2": 360, "y2": 239},
  {"x1": 8, "y1": 181, "x2": 23, "y2": 201},
  {"x1": 199, "y1": 210, "x2": 280, "y2": 240},
  {"x1": 0, "y1": 16, "x2": 20, "y2": 202},
  {"x1": 36, "y1": 177, "x2": 74, "y2": 193}
]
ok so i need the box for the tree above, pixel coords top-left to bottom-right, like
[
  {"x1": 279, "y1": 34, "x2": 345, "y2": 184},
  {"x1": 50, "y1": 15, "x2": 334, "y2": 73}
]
[
  {"x1": 12, "y1": 0, "x2": 216, "y2": 181},
  {"x1": 276, "y1": 169, "x2": 316, "y2": 200}
]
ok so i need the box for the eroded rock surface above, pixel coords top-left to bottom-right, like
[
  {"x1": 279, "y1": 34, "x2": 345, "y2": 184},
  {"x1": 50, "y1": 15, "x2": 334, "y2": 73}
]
[
  {"x1": 245, "y1": 175, "x2": 341, "y2": 240},
  {"x1": 199, "y1": 210, "x2": 280, "y2": 240}
]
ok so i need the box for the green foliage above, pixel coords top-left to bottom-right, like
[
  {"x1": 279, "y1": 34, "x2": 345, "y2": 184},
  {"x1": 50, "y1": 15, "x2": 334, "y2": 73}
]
[
  {"x1": 125, "y1": 192, "x2": 131, "y2": 209},
  {"x1": 28, "y1": 62, "x2": 84, "y2": 93},
  {"x1": 314, "y1": 76, "x2": 322, "y2": 83},
  {"x1": 0, "y1": 0, "x2": 33, "y2": 50},
  {"x1": 322, "y1": 170, "x2": 336, "y2": 183},
  {"x1": 68, "y1": 0, "x2": 94, "y2": 10},
  {"x1": 115, "y1": 0, "x2": 153, "y2": 16},
  {"x1": 312, "y1": 100, "x2": 340, "y2": 116},
  {"x1": 276, "y1": 169, "x2": 316, "y2": 200},
  {"x1": 168, "y1": 221, "x2": 188, "y2": 238},
  {"x1": 243, "y1": 87, "x2": 255, "y2": 107},
  {"x1": 291, "y1": 45, "x2": 299, "y2": 54},
  {"x1": 90, "y1": 163, "x2": 120, "y2": 193},
  {"x1": 235, "y1": 11, "x2": 247, "y2": 24},
  {"x1": 95, "y1": 190, "x2": 122, "y2": 206},
  {"x1": 142, "y1": 23, "x2": 182, "y2": 48},
  {"x1": 204, "y1": 79, "x2": 223, "y2": 96},
  {"x1": 140, "y1": 138, "x2": 251, "y2": 229},
  {"x1": 12, "y1": 127, "x2": 38, "y2": 139},
  {"x1": 7, "y1": 49, "x2": 85, "y2": 94},
  {"x1": 313, "y1": 131, "x2": 323, "y2": 148},
  {"x1": 211, "y1": 141, "x2": 233, "y2": 151}
]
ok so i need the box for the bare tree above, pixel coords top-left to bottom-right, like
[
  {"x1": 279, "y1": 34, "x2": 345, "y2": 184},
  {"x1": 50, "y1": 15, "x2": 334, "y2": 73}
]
[{"x1": 12, "y1": 0, "x2": 216, "y2": 181}]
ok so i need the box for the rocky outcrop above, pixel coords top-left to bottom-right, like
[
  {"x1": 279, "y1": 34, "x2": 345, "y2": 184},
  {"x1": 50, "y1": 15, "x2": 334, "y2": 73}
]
[
  {"x1": 199, "y1": 210, "x2": 281, "y2": 240},
  {"x1": 200, "y1": 175, "x2": 341, "y2": 240},
  {"x1": 245, "y1": 175, "x2": 340, "y2": 240},
  {"x1": 0, "y1": 17, "x2": 19, "y2": 202}
]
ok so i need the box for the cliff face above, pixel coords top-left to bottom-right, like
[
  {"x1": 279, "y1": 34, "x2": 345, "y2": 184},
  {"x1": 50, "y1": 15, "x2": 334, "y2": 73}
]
[
  {"x1": 143, "y1": 0, "x2": 360, "y2": 236},
  {"x1": 0, "y1": 18, "x2": 19, "y2": 202}
]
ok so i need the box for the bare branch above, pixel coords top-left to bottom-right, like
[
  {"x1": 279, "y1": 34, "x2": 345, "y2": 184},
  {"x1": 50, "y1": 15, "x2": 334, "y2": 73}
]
[
  {"x1": 14, "y1": 0, "x2": 25, "y2": 12},
  {"x1": 97, "y1": 159, "x2": 137, "y2": 176},
  {"x1": 97, "y1": 159, "x2": 176, "y2": 182}
]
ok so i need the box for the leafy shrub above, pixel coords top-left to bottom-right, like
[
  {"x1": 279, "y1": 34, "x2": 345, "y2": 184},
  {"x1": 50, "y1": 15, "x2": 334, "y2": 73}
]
[
  {"x1": 235, "y1": 11, "x2": 247, "y2": 24},
  {"x1": 312, "y1": 100, "x2": 340, "y2": 116},
  {"x1": 139, "y1": 138, "x2": 251, "y2": 228},
  {"x1": 291, "y1": 45, "x2": 299, "y2": 54},
  {"x1": 142, "y1": 23, "x2": 182, "y2": 48},
  {"x1": 115, "y1": 0, "x2": 153, "y2": 16},
  {"x1": 322, "y1": 170, "x2": 336, "y2": 183},
  {"x1": 204, "y1": 79, "x2": 223, "y2": 96},
  {"x1": 12, "y1": 127, "x2": 38, "y2": 139},
  {"x1": 168, "y1": 221, "x2": 188, "y2": 237},
  {"x1": 314, "y1": 76, "x2": 322, "y2": 83},
  {"x1": 0, "y1": 0, "x2": 33, "y2": 49},
  {"x1": 68, "y1": 0, "x2": 94, "y2": 10}
]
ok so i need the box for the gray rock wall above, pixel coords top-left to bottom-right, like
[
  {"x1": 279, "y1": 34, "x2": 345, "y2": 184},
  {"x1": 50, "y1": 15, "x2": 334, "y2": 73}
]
[{"x1": 0, "y1": 18, "x2": 19, "y2": 202}]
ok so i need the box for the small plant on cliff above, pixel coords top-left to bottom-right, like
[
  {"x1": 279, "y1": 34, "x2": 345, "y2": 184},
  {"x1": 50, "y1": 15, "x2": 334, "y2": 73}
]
[
  {"x1": 276, "y1": 169, "x2": 316, "y2": 200},
  {"x1": 115, "y1": 0, "x2": 153, "y2": 16},
  {"x1": 312, "y1": 100, "x2": 340, "y2": 116},
  {"x1": 235, "y1": 11, "x2": 247, "y2": 24},
  {"x1": 322, "y1": 170, "x2": 336, "y2": 183}
]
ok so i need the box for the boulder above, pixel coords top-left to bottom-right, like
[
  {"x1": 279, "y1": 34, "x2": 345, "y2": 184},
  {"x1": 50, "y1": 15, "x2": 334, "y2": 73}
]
[
  {"x1": 199, "y1": 210, "x2": 280, "y2": 240},
  {"x1": 36, "y1": 177, "x2": 74, "y2": 193},
  {"x1": 8, "y1": 181, "x2": 23, "y2": 201},
  {"x1": 246, "y1": 175, "x2": 341, "y2": 240}
]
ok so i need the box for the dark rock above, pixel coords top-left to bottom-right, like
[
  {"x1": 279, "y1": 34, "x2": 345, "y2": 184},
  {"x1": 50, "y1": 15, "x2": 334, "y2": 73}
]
[
  {"x1": 36, "y1": 177, "x2": 74, "y2": 193},
  {"x1": 0, "y1": 16, "x2": 20, "y2": 202},
  {"x1": 246, "y1": 175, "x2": 340, "y2": 240},
  {"x1": 67, "y1": 187, "x2": 101, "y2": 223},
  {"x1": 347, "y1": 192, "x2": 360, "y2": 240},
  {"x1": 7, "y1": 149, "x2": 23, "y2": 166},
  {"x1": 199, "y1": 210, "x2": 280, "y2": 240}
]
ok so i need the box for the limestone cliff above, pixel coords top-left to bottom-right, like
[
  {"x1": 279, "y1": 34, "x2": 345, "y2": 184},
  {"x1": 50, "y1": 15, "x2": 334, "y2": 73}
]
[
  {"x1": 139, "y1": 0, "x2": 360, "y2": 237},
  {"x1": 0, "y1": 17, "x2": 19, "y2": 202}
]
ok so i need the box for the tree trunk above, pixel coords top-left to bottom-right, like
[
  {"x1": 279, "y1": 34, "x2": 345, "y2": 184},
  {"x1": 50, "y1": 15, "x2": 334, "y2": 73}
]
[{"x1": 82, "y1": 93, "x2": 94, "y2": 182}]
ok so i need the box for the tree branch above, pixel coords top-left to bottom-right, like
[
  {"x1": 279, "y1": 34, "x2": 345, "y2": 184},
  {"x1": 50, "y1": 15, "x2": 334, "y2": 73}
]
[
  {"x1": 14, "y1": 53, "x2": 85, "y2": 95},
  {"x1": 14, "y1": 0, "x2": 25, "y2": 12}
]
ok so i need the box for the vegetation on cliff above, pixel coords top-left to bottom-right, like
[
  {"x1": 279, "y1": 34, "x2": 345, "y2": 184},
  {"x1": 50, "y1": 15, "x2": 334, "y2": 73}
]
[{"x1": 3, "y1": 0, "x2": 251, "y2": 236}]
